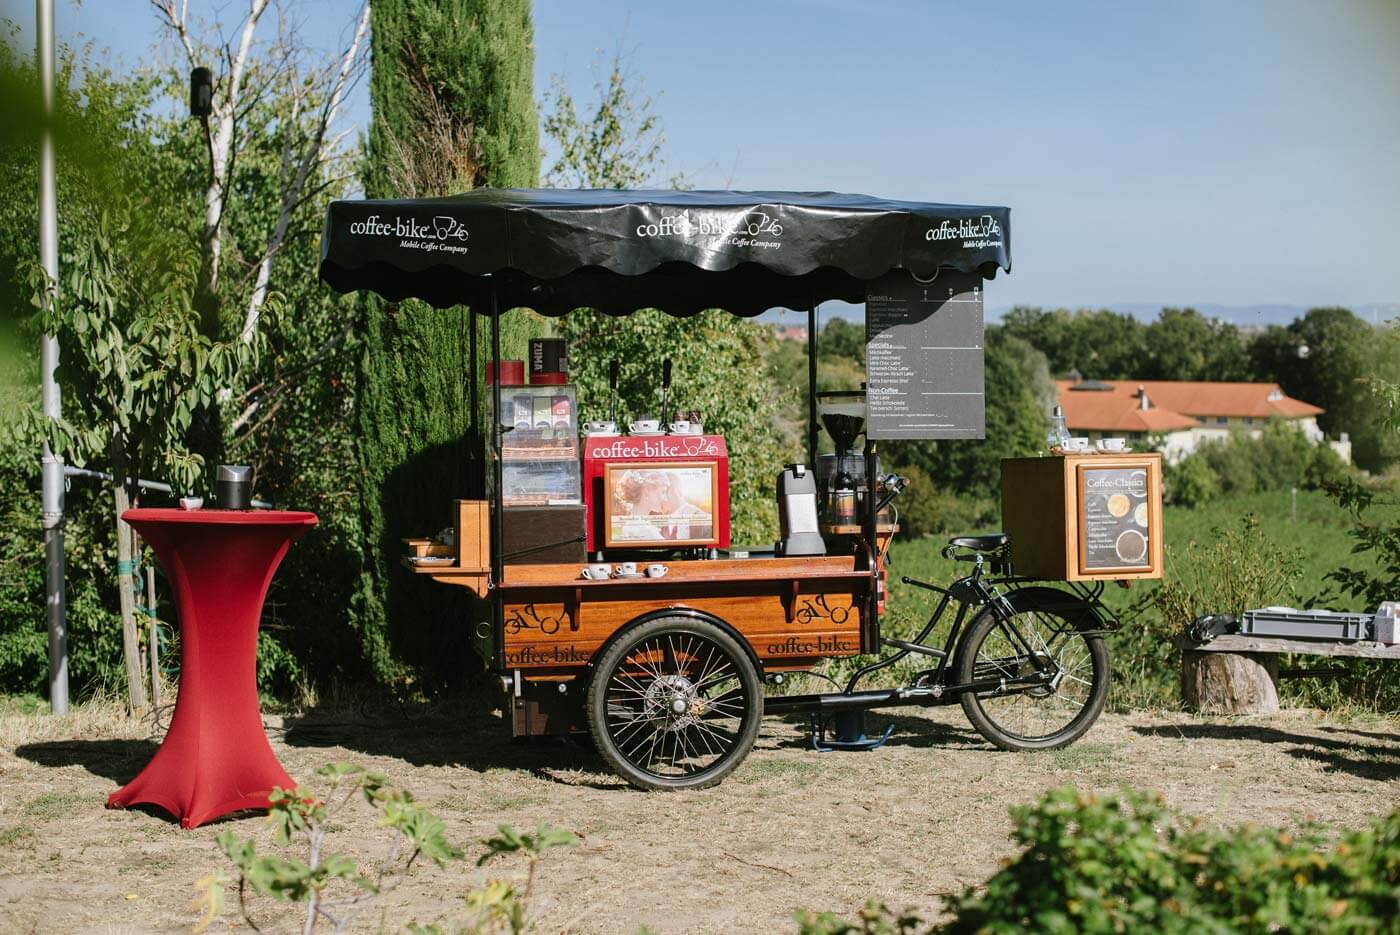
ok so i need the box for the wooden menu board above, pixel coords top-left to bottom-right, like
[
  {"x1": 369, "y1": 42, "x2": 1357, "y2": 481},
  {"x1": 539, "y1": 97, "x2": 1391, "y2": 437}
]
[{"x1": 1000, "y1": 454, "x2": 1163, "y2": 581}]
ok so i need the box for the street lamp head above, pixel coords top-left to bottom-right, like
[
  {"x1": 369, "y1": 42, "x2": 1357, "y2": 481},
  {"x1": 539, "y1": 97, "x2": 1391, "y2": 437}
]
[{"x1": 189, "y1": 67, "x2": 213, "y2": 119}]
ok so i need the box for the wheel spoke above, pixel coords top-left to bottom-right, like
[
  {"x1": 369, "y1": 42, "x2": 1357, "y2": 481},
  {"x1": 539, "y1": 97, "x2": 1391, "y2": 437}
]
[
  {"x1": 967, "y1": 605, "x2": 1104, "y2": 745},
  {"x1": 595, "y1": 624, "x2": 756, "y2": 782}
]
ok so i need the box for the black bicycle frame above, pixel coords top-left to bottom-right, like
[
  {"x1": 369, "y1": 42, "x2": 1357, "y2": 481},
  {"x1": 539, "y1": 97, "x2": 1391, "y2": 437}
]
[{"x1": 764, "y1": 554, "x2": 1072, "y2": 717}]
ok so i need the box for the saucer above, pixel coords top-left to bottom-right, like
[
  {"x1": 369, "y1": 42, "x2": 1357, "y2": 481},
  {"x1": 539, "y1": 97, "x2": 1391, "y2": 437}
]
[
  {"x1": 585, "y1": 431, "x2": 620, "y2": 437},
  {"x1": 627, "y1": 431, "x2": 665, "y2": 437},
  {"x1": 612, "y1": 571, "x2": 645, "y2": 579}
]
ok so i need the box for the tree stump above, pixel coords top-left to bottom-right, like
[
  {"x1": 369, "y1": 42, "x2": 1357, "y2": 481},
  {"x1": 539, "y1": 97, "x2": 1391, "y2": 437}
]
[{"x1": 1181, "y1": 651, "x2": 1279, "y2": 715}]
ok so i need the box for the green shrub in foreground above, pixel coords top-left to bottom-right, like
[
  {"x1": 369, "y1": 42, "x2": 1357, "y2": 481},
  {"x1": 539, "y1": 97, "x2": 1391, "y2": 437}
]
[{"x1": 797, "y1": 786, "x2": 1400, "y2": 934}]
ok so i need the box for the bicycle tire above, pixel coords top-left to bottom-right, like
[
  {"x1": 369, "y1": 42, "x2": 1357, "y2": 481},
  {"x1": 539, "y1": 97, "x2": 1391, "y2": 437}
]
[{"x1": 954, "y1": 588, "x2": 1110, "y2": 751}]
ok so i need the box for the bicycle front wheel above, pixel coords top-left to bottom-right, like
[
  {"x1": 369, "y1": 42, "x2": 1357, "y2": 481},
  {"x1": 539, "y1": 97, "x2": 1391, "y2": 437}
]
[{"x1": 954, "y1": 589, "x2": 1110, "y2": 751}]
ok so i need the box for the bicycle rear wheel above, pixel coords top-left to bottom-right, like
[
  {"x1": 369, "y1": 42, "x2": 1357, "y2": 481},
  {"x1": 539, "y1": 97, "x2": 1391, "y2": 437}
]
[{"x1": 954, "y1": 589, "x2": 1110, "y2": 751}]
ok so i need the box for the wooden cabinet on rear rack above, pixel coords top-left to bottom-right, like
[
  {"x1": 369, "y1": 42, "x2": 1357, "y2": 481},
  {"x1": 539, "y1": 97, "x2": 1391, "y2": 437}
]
[{"x1": 1000, "y1": 453, "x2": 1163, "y2": 581}]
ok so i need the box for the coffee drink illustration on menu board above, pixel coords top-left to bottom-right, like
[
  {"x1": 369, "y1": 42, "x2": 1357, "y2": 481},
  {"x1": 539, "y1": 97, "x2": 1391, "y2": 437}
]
[{"x1": 1079, "y1": 466, "x2": 1151, "y2": 570}]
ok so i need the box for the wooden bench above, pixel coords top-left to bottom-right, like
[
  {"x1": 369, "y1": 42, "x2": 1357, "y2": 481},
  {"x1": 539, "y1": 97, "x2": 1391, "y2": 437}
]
[{"x1": 1174, "y1": 633, "x2": 1400, "y2": 715}]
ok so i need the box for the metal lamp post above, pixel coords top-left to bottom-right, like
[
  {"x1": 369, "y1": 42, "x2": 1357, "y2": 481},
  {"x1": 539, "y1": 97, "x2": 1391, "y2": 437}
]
[{"x1": 37, "y1": 0, "x2": 67, "y2": 714}]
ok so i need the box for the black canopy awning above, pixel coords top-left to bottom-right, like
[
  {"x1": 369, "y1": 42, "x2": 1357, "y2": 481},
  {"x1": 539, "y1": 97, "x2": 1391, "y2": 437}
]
[{"x1": 318, "y1": 189, "x2": 1011, "y2": 316}]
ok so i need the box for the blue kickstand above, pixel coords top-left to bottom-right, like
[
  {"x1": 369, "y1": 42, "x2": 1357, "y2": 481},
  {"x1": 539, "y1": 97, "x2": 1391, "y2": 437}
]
[{"x1": 809, "y1": 710, "x2": 895, "y2": 752}]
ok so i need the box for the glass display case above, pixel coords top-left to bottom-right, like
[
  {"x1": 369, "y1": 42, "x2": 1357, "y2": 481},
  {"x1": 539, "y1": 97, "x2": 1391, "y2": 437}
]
[{"x1": 489, "y1": 384, "x2": 582, "y2": 506}]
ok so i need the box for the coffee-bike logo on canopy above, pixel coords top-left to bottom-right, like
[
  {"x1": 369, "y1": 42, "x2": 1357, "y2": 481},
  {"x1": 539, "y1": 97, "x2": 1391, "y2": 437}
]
[
  {"x1": 635, "y1": 209, "x2": 784, "y2": 250},
  {"x1": 926, "y1": 215, "x2": 1003, "y2": 250},
  {"x1": 348, "y1": 214, "x2": 470, "y2": 255}
]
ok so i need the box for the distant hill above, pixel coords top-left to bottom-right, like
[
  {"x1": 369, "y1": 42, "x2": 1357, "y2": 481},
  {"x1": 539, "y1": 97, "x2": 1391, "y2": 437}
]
[{"x1": 760, "y1": 302, "x2": 1400, "y2": 328}]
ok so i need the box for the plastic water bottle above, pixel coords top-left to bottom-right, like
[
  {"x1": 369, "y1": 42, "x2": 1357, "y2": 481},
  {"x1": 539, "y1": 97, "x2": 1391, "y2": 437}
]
[{"x1": 1046, "y1": 406, "x2": 1070, "y2": 452}]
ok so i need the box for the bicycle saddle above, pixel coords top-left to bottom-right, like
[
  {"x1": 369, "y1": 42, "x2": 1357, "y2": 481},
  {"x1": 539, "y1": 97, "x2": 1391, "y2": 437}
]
[{"x1": 947, "y1": 533, "x2": 1008, "y2": 552}]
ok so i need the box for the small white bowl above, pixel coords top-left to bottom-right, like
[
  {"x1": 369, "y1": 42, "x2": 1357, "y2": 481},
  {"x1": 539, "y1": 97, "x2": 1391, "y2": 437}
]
[{"x1": 179, "y1": 497, "x2": 204, "y2": 510}]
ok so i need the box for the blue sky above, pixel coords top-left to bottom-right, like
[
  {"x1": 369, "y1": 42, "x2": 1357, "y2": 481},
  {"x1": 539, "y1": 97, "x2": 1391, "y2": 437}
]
[{"x1": 14, "y1": 0, "x2": 1400, "y2": 314}]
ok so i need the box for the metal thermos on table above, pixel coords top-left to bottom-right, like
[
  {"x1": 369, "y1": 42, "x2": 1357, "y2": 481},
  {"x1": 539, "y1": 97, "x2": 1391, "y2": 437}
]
[{"x1": 216, "y1": 464, "x2": 253, "y2": 510}]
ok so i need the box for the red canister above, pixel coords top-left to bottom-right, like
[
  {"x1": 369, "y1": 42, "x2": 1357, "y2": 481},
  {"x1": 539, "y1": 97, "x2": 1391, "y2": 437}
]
[{"x1": 486, "y1": 360, "x2": 525, "y2": 385}]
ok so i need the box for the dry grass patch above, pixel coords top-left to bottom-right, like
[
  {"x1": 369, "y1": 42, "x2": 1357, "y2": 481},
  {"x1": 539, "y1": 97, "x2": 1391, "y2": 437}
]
[{"x1": 0, "y1": 697, "x2": 1393, "y2": 934}]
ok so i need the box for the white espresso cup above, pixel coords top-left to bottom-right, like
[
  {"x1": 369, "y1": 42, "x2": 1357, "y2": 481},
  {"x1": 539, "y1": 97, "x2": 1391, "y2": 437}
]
[
  {"x1": 629, "y1": 420, "x2": 660, "y2": 434},
  {"x1": 668, "y1": 420, "x2": 691, "y2": 435},
  {"x1": 1096, "y1": 437, "x2": 1127, "y2": 452},
  {"x1": 584, "y1": 420, "x2": 616, "y2": 434},
  {"x1": 616, "y1": 561, "x2": 638, "y2": 576},
  {"x1": 582, "y1": 563, "x2": 612, "y2": 580},
  {"x1": 646, "y1": 563, "x2": 668, "y2": 578},
  {"x1": 1063, "y1": 436, "x2": 1091, "y2": 451}
]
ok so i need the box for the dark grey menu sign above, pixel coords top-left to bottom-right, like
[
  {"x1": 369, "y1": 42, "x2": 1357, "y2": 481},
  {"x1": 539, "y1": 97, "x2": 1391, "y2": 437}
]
[
  {"x1": 1079, "y1": 466, "x2": 1151, "y2": 570},
  {"x1": 865, "y1": 270, "x2": 984, "y2": 439}
]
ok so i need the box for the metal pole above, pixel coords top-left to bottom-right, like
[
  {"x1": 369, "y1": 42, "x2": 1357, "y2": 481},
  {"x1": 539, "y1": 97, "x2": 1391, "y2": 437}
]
[
  {"x1": 488, "y1": 287, "x2": 505, "y2": 671},
  {"x1": 807, "y1": 304, "x2": 819, "y2": 468},
  {"x1": 468, "y1": 307, "x2": 480, "y2": 499},
  {"x1": 488, "y1": 287, "x2": 504, "y2": 586},
  {"x1": 37, "y1": 0, "x2": 68, "y2": 715}
]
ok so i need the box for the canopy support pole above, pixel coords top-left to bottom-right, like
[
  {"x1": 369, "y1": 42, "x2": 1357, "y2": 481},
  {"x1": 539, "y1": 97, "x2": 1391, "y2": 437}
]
[
  {"x1": 468, "y1": 307, "x2": 480, "y2": 499},
  {"x1": 807, "y1": 304, "x2": 819, "y2": 468},
  {"x1": 489, "y1": 287, "x2": 504, "y2": 587}
]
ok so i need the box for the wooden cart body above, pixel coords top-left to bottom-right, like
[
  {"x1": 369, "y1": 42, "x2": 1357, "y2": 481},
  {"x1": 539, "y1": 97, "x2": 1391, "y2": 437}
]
[{"x1": 407, "y1": 502, "x2": 879, "y2": 682}]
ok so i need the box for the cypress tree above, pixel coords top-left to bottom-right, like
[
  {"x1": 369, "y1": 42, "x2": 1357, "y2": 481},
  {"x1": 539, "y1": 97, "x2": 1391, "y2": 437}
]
[{"x1": 353, "y1": 0, "x2": 539, "y2": 686}]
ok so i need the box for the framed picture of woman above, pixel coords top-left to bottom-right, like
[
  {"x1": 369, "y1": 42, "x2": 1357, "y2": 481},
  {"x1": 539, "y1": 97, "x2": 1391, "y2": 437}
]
[{"x1": 603, "y1": 461, "x2": 719, "y2": 548}]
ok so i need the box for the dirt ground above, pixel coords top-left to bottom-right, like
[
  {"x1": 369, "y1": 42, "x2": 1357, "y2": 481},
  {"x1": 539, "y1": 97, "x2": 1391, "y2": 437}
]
[{"x1": 0, "y1": 697, "x2": 1396, "y2": 935}]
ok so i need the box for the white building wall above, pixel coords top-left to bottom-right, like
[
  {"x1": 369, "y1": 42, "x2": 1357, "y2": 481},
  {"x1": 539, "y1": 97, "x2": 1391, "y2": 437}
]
[{"x1": 1070, "y1": 418, "x2": 1349, "y2": 465}]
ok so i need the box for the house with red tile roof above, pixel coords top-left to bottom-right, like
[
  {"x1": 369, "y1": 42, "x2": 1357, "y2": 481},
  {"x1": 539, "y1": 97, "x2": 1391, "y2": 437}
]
[{"x1": 1055, "y1": 378, "x2": 1349, "y2": 463}]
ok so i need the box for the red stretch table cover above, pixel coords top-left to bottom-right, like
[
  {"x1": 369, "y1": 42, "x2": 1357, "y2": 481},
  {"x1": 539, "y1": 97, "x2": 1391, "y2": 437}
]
[{"x1": 106, "y1": 508, "x2": 317, "y2": 828}]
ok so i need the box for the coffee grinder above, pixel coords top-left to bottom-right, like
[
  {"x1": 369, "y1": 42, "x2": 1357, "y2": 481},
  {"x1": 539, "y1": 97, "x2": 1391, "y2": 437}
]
[{"x1": 816, "y1": 391, "x2": 867, "y2": 526}]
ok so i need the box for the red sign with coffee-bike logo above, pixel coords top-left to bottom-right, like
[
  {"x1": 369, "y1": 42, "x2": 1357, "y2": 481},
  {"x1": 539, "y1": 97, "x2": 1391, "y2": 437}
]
[{"x1": 583, "y1": 435, "x2": 730, "y2": 551}]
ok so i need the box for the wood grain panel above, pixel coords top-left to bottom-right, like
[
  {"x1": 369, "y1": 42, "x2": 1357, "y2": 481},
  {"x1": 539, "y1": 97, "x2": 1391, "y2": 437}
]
[
  {"x1": 502, "y1": 587, "x2": 864, "y2": 670},
  {"x1": 1001, "y1": 454, "x2": 1163, "y2": 581}
]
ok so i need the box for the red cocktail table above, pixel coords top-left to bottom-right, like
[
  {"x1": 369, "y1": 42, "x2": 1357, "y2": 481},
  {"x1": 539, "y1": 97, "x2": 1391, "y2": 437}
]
[{"x1": 107, "y1": 508, "x2": 317, "y2": 828}]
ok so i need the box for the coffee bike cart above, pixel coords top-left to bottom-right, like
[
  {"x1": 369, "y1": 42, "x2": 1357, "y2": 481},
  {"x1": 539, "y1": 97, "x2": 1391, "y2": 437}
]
[{"x1": 319, "y1": 190, "x2": 1129, "y2": 790}]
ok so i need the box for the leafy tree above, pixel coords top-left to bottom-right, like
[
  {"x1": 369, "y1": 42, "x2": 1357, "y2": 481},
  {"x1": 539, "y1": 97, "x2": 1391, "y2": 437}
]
[
  {"x1": 1260, "y1": 308, "x2": 1400, "y2": 471},
  {"x1": 34, "y1": 214, "x2": 262, "y2": 711},
  {"x1": 1323, "y1": 376, "x2": 1400, "y2": 610},
  {"x1": 543, "y1": 54, "x2": 790, "y2": 542},
  {"x1": 1142, "y1": 307, "x2": 1249, "y2": 381},
  {"x1": 1000, "y1": 307, "x2": 1147, "y2": 379},
  {"x1": 353, "y1": 0, "x2": 543, "y2": 685},
  {"x1": 818, "y1": 317, "x2": 866, "y2": 367}
]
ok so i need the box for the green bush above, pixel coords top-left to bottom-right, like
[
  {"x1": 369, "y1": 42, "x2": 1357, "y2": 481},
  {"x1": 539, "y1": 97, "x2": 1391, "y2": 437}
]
[
  {"x1": 891, "y1": 465, "x2": 940, "y2": 540},
  {"x1": 798, "y1": 786, "x2": 1400, "y2": 934},
  {"x1": 1163, "y1": 454, "x2": 1219, "y2": 507},
  {"x1": 1185, "y1": 419, "x2": 1352, "y2": 500},
  {"x1": 1104, "y1": 515, "x2": 1303, "y2": 711}
]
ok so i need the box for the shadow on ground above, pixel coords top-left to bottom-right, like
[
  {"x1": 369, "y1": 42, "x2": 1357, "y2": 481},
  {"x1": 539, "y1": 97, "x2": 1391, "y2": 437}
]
[
  {"x1": 279, "y1": 697, "x2": 614, "y2": 786},
  {"x1": 13, "y1": 738, "x2": 158, "y2": 785},
  {"x1": 1130, "y1": 722, "x2": 1399, "y2": 783},
  {"x1": 769, "y1": 711, "x2": 987, "y2": 751}
]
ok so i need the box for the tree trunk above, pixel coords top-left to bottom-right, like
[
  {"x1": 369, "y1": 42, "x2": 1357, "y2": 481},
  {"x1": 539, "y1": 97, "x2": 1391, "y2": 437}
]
[
  {"x1": 113, "y1": 484, "x2": 148, "y2": 714},
  {"x1": 1181, "y1": 651, "x2": 1279, "y2": 715}
]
